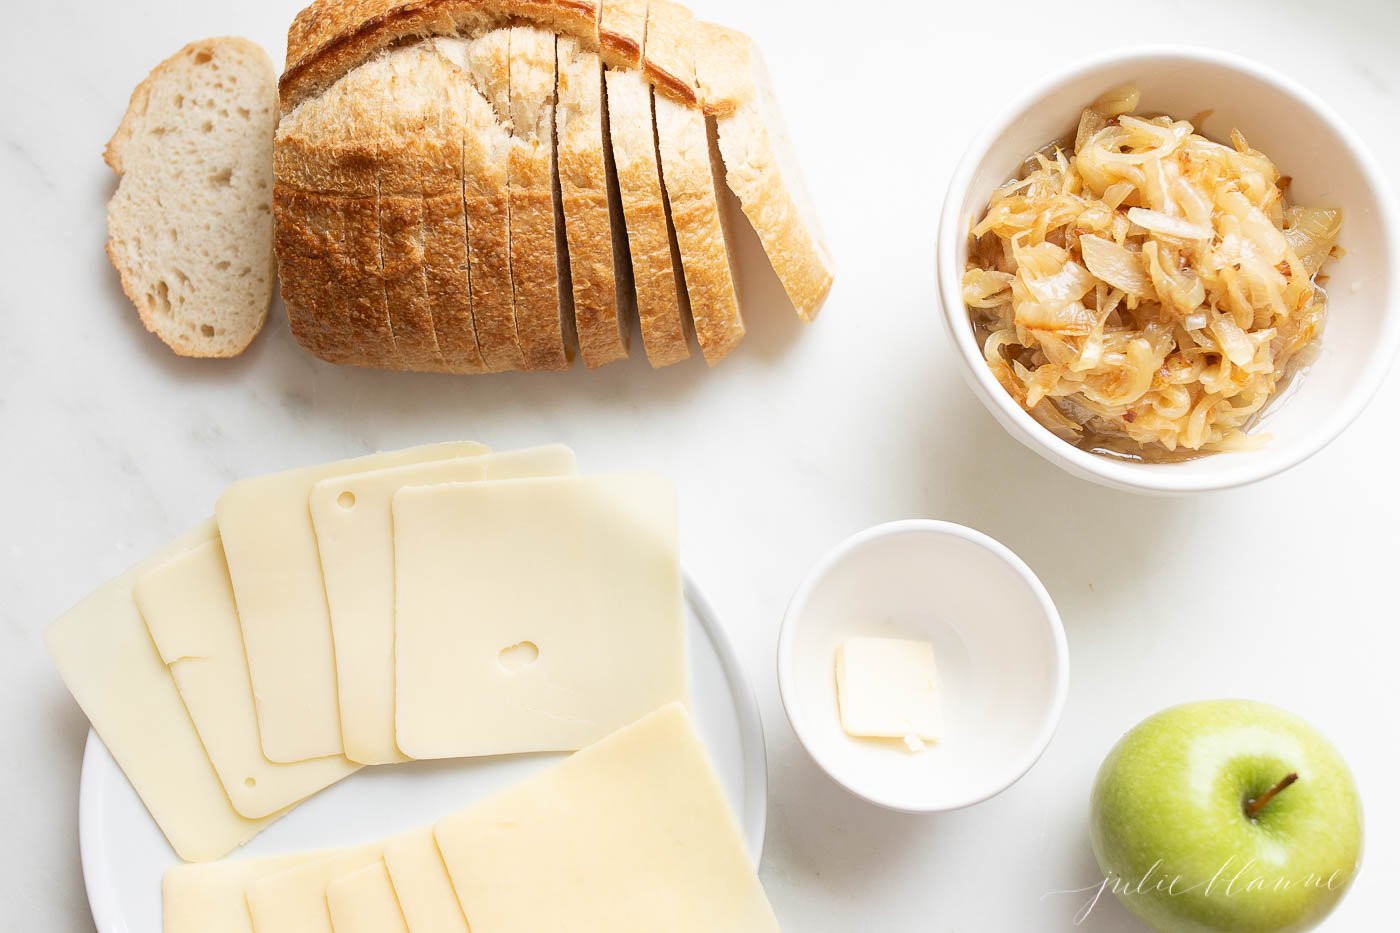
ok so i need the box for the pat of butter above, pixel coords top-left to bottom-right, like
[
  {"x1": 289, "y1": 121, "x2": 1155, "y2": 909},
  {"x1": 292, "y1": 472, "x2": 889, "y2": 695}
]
[{"x1": 836, "y1": 637, "x2": 942, "y2": 750}]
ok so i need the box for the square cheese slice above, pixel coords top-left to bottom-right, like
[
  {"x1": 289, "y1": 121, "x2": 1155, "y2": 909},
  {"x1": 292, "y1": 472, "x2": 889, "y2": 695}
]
[
  {"x1": 392, "y1": 474, "x2": 686, "y2": 759},
  {"x1": 309, "y1": 445, "x2": 577, "y2": 764},
  {"x1": 135, "y1": 537, "x2": 361, "y2": 818},
  {"x1": 163, "y1": 851, "x2": 328, "y2": 933},
  {"x1": 44, "y1": 521, "x2": 274, "y2": 862},
  {"x1": 836, "y1": 637, "x2": 943, "y2": 747},
  {"x1": 216, "y1": 441, "x2": 488, "y2": 762},
  {"x1": 382, "y1": 827, "x2": 470, "y2": 933},
  {"x1": 245, "y1": 843, "x2": 383, "y2": 933},
  {"x1": 326, "y1": 860, "x2": 409, "y2": 933},
  {"x1": 434, "y1": 704, "x2": 779, "y2": 932}
]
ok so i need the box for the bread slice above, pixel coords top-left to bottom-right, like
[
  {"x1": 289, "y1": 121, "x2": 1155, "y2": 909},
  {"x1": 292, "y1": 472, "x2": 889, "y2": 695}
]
[
  {"x1": 507, "y1": 26, "x2": 572, "y2": 370},
  {"x1": 105, "y1": 38, "x2": 277, "y2": 358},
  {"x1": 396, "y1": 47, "x2": 488, "y2": 372},
  {"x1": 276, "y1": 54, "x2": 403, "y2": 368},
  {"x1": 546, "y1": 0, "x2": 602, "y2": 45},
  {"x1": 605, "y1": 71, "x2": 689, "y2": 364},
  {"x1": 378, "y1": 48, "x2": 451, "y2": 371},
  {"x1": 436, "y1": 35, "x2": 527, "y2": 371},
  {"x1": 598, "y1": 0, "x2": 687, "y2": 367},
  {"x1": 272, "y1": 102, "x2": 348, "y2": 363},
  {"x1": 648, "y1": 1, "x2": 745, "y2": 365},
  {"x1": 639, "y1": 0, "x2": 697, "y2": 106},
  {"x1": 598, "y1": 0, "x2": 647, "y2": 68},
  {"x1": 696, "y1": 23, "x2": 833, "y2": 321},
  {"x1": 556, "y1": 35, "x2": 629, "y2": 368}
]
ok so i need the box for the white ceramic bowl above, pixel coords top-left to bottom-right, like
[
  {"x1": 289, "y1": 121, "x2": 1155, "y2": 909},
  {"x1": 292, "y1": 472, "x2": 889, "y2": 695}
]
[
  {"x1": 777, "y1": 521, "x2": 1068, "y2": 813},
  {"x1": 937, "y1": 46, "x2": 1400, "y2": 495}
]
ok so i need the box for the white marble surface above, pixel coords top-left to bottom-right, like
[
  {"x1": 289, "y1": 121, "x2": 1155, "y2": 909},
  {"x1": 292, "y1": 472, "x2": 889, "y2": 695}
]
[{"x1": 5, "y1": 0, "x2": 1399, "y2": 929}]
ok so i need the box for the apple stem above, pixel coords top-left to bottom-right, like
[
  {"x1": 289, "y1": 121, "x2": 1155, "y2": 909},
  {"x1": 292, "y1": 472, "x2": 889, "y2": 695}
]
[{"x1": 1246, "y1": 772, "x2": 1299, "y2": 820}]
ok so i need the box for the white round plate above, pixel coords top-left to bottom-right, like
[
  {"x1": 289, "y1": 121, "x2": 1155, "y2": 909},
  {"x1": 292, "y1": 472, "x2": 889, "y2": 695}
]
[{"x1": 79, "y1": 574, "x2": 766, "y2": 933}]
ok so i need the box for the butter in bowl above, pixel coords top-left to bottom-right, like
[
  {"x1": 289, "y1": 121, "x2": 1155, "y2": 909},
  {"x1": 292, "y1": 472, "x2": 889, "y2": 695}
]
[{"x1": 778, "y1": 520, "x2": 1068, "y2": 813}]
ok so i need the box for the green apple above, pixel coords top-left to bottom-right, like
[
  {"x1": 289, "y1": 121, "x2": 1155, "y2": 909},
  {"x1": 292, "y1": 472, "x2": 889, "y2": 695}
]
[{"x1": 1090, "y1": 700, "x2": 1362, "y2": 933}]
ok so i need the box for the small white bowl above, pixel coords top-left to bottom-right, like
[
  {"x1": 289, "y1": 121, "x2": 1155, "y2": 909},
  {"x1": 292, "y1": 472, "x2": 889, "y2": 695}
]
[
  {"x1": 777, "y1": 521, "x2": 1068, "y2": 813},
  {"x1": 937, "y1": 46, "x2": 1400, "y2": 495}
]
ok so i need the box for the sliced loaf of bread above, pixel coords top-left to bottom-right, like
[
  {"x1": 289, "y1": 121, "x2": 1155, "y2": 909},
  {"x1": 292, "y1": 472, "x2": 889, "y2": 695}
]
[{"x1": 105, "y1": 38, "x2": 277, "y2": 358}]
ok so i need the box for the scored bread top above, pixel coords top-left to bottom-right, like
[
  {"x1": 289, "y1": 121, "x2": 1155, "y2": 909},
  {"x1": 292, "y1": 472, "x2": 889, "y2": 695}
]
[{"x1": 282, "y1": 0, "x2": 602, "y2": 114}]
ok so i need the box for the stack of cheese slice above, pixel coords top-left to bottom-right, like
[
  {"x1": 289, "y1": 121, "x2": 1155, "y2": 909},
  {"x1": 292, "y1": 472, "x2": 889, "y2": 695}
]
[
  {"x1": 46, "y1": 442, "x2": 688, "y2": 862},
  {"x1": 274, "y1": 0, "x2": 833, "y2": 373},
  {"x1": 165, "y1": 705, "x2": 779, "y2": 932}
]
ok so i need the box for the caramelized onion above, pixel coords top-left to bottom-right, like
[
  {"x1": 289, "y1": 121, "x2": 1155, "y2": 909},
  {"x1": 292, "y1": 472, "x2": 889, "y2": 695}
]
[
  {"x1": 962, "y1": 87, "x2": 1342, "y2": 457},
  {"x1": 1080, "y1": 235, "x2": 1151, "y2": 297}
]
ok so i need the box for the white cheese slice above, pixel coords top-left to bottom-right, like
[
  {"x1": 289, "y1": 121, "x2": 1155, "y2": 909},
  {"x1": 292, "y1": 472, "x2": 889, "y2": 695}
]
[
  {"x1": 245, "y1": 842, "x2": 383, "y2": 933},
  {"x1": 162, "y1": 851, "x2": 329, "y2": 933},
  {"x1": 433, "y1": 704, "x2": 779, "y2": 932},
  {"x1": 326, "y1": 860, "x2": 409, "y2": 933},
  {"x1": 309, "y1": 445, "x2": 577, "y2": 764},
  {"x1": 835, "y1": 637, "x2": 943, "y2": 747},
  {"x1": 44, "y1": 521, "x2": 273, "y2": 862},
  {"x1": 216, "y1": 441, "x2": 488, "y2": 762},
  {"x1": 382, "y1": 827, "x2": 470, "y2": 933},
  {"x1": 392, "y1": 474, "x2": 686, "y2": 759},
  {"x1": 135, "y1": 537, "x2": 361, "y2": 818}
]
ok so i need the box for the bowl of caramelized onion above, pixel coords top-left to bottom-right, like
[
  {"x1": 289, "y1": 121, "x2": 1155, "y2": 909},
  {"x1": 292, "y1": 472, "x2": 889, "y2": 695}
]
[{"x1": 938, "y1": 46, "x2": 1400, "y2": 494}]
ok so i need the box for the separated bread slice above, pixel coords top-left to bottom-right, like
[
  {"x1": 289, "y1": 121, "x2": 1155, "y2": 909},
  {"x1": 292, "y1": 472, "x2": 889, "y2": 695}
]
[
  {"x1": 556, "y1": 35, "x2": 629, "y2": 368},
  {"x1": 105, "y1": 38, "x2": 277, "y2": 358},
  {"x1": 276, "y1": 56, "x2": 402, "y2": 368},
  {"x1": 696, "y1": 23, "x2": 833, "y2": 321},
  {"x1": 507, "y1": 27, "x2": 572, "y2": 371},
  {"x1": 648, "y1": 1, "x2": 745, "y2": 365},
  {"x1": 435, "y1": 35, "x2": 527, "y2": 371},
  {"x1": 602, "y1": 3, "x2": 689, "y2": 367},
  {"x1": 378, "y1": 47, "x2": 451, "y2": 371}
]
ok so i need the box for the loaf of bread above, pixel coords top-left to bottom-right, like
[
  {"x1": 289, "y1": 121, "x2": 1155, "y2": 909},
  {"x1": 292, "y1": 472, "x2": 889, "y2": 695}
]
[
  {"x1": 274, "y1": 0, "x2": 833, "y2": 373},
  {"x1": 106, "y1": 38, "x2": 278, "y2": 358}
]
